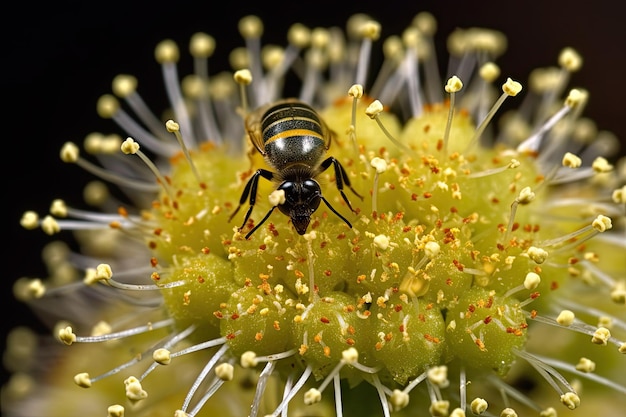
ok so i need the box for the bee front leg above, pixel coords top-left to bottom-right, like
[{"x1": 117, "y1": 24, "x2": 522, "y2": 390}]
[{"x1": 229, "y1": 168, "x2": 275, "y2": 231}]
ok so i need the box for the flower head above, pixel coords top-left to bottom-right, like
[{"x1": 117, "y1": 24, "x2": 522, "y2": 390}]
[{"x1": 4, "y1": 11, "x2": 626, "y2": 417}]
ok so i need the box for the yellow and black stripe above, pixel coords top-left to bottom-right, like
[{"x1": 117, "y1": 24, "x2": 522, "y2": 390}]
[{"x1": 261, "y1": 101, "x2": 324, "y2": 146}]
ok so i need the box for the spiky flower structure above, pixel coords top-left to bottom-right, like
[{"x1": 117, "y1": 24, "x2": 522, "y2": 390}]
[{"x1": 3, "y1": 12, "x2": 625, "y2": 417}]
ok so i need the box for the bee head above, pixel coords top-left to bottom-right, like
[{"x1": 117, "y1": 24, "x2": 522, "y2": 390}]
[{"x1": 277, "y1": 179, "x2": 322, "y2": 235}]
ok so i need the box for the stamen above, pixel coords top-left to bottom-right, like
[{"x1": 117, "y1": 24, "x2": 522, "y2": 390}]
[
  {"x1": 180, "y1": 343, "x2": 230, "y2": 413},
  {"x1": 369, "y1": 35, "x2": 403, "y2": 100},
  {"x1": 121, "y1": 138, "x2": 174, "y2": 201},
  {"x1": 233, "y1": 69, "x2": 253, "y2": 116},
  {"x1": 140, "y1": 325, "x2": 197, "y2": 380},
  {"x1": 60, "y1": 142, "x2": 159, "y2": 192},
  {"x1": 401, "y1": 27, "x2": 424, "y2": 118},
  {"x1": 111, "y1": 75, "x2": 171, "y2": 142},
  {"x1": 65, "y1": 318, "x2": 175, "y2": 345},
  {"x1": 250, "y1": 361, "x2": 276, "y2": 417},
  {"x1": 365, "y1": 100, "x2": 412, "y2": 152},
  {"x1": 268, "y1": 366, "x2": 312, "y2": 416},
  {"x1": 503, "y1": 272, "x2": 541, "y2": 298},
  {"x1": 539, "y1": 214, "x2": 612, "y2": 249},
  {"x1": 354, "y1": 20, "x2": 381, "y2": 87},
  {"x1": 96, "y1": 94, "x2": 177, "y2": 156},
  {"x1": 186, "y1": 364, "x2": 232, "y2": 416},
  {"x1": 107, "y1": 405, "x2": 124, "y2": 417},
  {"x1": 238, "y1": 15, "x2": 265, "y2": 105},
  {"x1": 299, "y1": 28, "x2": 329, "y2": 104},
  {"x1": 503, "y1": 186, "x2": 535, "y2": 243},
  {"x1": 443, "y1": 75, "x2": 463, "y2": 154},
  {"x1": 467, "y1": 78, "x2": 522, "y2": 150},
  {"x1": 264, "y1": 23, "x2": 309, "y2": 100},
  {"x1": 155, "y1": 40, "x2": 195, "y2": 147},
  {"x1": 370, "y1": 157, "x2": 388, "y2": 214},
  {"x1": 517, "y1": 89, "x2": 584, "y2": 154},
  {"x1": 333, "y1": 373, "x2": 344, "y2": 417},
  {"x1": 348, "y1": 84, "x2": 363, "y2": 155},
  {"x1": 459, "y1": 367, "x2": 467, "y2": 412},
  {"x1": 486, "y1": 374, "x2": 544, "y2": 412},
  {"x1": 188, "y1": 32, "x2": 222, "y2": 143},
  {"x1": 412, "y1": 12, "x2": 442, "y2": 103},
  {"x1": 513, "y1": 348, "x2": 577, "y2": 402},
  {"x1": 467, "y1": 158, "x2": 519, "y2": 178},
  {"x1": 371, "y1": 373, "x2": 391, "y2": 417},
  {"x1": 166, "y1": 120, "x2": 203, "y2": 185}
]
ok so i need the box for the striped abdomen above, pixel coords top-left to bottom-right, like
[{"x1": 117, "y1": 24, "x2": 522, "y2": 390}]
[{"x1": 260, "y1": 101, "x2": 327, "y2": 170}]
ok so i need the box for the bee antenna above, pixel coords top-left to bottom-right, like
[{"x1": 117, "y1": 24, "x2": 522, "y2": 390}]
[
  {"x1": 321, "y1": 197, "x2": 352, "y2": 229},
  {"x1": 245, "y1": 206, "x2": 277, "y2": 239}
]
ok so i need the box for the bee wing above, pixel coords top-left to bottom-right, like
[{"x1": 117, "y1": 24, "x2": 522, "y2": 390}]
[
  {"x1": 319, "y1": 117, "x2": 334, "y2": 151},
  {"x1": 245, "y1": 115, "x2": 267, "y2": 155}
]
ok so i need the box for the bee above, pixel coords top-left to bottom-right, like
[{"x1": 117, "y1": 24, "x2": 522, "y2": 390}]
[{"x1": 229, "y1": 98, "x2": 362, "y2": 238}]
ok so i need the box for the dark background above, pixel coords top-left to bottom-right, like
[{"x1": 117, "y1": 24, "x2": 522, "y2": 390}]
[{"x1": 3, "y1": 0, "x2": 625, "y2": 387}]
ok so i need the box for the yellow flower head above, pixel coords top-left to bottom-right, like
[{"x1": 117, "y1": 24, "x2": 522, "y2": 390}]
[{"x1": 4, "y1": 11, "x2": 625, "y2": 417}]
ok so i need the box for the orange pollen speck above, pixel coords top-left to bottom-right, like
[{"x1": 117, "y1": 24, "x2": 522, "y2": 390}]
[
  {"x1": 150, "y1": 257, "x2": 158, "y2": 267},
  {"x1": 453, "y1": 259, "x2": 464, "y2": 271},
  {"x1": 476, "y1": 339, "x2": 486, "y2": 351},
  {"x1": 255, "y1": 332, "x2": 263, "y2": 341},
  {"x1": 230, "y1": 313, "x2": 239, "y2": 320},
  {"x1": 323, "y1": 346, "x2": 331, "y2": 357},
  {"x1": 424, "y1": 334, "x2": 440, "y2": 343},
  {"x1": 197, "y1": 276, "x2": 205, "y2": 283},
  {"x1": 151, "y1": 272, "x2": 160, "y2": 281},
  {"x1": 226, "y1": 333, "x2": 236, "y2": 340},
  {"x1": 320, "y1": 316, "x2": 330, "y2": 324},
  {"x1": 346, "y1": 338, "x2": 355, "y2": 345},
  {"x1": 273, "y1": 321, "x2": 280, "y2": 331},
  {"x1": 295, "y1": 270, "x2": 305, "y2": 279},
  {"x1": 530, "y1": 310, "x2": 538, "y2": 319},
  {"x1": 201, "y1": 247, "x2": 210, "y2": 254}
]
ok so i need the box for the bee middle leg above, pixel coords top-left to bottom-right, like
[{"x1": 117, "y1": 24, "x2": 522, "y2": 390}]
[
  {"x1": 319, "y1": 157, "x2": 363, "y2": 213},
  {"x1": 228, "y1": 168, "x2": 275, "y2": 230}
]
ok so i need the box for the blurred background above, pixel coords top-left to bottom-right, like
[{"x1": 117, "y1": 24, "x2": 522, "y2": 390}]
[{"x1": 3, "y1": 0, "x2": 625, "y2": 387}]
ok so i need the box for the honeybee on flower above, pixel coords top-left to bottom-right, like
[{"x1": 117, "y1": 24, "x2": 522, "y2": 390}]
[{"x1": 3, "y1": 9, "x2": 626, "y2": 417}]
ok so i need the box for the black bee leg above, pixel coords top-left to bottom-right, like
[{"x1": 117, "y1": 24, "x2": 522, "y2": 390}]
[
  {"x1": 229, "y1": 169, "x2": 274, "y2": 231},
  {"x1": 245, "y1": 206, "x2": 278, "y2": 239},
  {"x1": 320, "y1": 157, "x2": 362, "y2": 214}
]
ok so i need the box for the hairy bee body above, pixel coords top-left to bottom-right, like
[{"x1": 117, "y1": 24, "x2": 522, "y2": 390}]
[{"x1": 230, "y1": 99, "x2": 361, "y2": 238}]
